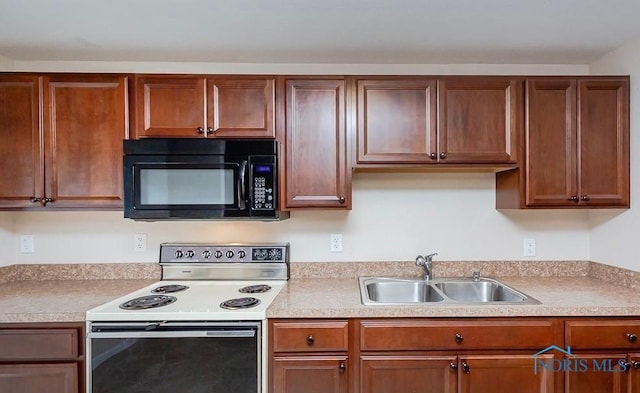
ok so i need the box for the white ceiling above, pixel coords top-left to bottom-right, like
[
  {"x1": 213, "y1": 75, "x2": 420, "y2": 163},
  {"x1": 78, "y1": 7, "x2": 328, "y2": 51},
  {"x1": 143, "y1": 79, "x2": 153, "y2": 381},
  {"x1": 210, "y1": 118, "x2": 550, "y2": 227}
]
[{"x1": 1, "y1": 0, "x2": 640, "y2": 64}]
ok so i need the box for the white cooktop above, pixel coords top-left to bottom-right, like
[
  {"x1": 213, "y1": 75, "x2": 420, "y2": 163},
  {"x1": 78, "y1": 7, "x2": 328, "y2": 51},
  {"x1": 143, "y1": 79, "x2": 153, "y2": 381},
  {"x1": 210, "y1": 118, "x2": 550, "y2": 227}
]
[{"x1": 86, "y1": 280, "x2": 286, "y2": 322}]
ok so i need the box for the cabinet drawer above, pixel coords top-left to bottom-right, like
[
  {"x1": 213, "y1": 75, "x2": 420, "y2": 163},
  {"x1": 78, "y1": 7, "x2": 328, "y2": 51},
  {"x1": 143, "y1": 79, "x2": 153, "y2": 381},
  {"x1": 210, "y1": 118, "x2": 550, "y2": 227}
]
[
  {"x1": 0, "y1": 329, "x2": 79, "y2": 361},
  {"x1": 360, "y1": 319, "x2": 556, "y2": 351},
  {"x1": 566, "y1": 320, "x2": 640, "y2": 349},
  {"x1": 272, "y1": 320, "x2": 349, "y2": 352}
]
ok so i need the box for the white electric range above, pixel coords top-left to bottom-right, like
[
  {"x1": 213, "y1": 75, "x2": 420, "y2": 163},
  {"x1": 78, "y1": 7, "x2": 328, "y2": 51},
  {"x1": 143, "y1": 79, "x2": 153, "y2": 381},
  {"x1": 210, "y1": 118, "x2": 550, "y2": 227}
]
[{"x1": 85, "y1": 243, "x2": 289, "y2": 393}]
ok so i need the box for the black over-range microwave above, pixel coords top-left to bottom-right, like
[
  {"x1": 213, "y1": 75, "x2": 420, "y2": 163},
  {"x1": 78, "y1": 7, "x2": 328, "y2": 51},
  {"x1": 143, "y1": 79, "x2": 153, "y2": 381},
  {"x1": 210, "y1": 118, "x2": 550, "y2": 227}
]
[{"x1": 123, "y1": 138, "x2": 289, "y2": 220}]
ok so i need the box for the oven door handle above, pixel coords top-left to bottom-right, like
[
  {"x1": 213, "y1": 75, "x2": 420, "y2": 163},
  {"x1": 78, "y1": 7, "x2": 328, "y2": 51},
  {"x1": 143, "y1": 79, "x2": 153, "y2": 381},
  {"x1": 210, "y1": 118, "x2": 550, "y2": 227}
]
[
  {"x1": 238, "y1": 160, "x2": 248, "y2": 211},
  {"x1": 88, "y1": 329, "x2": 256, "y2": 339}
]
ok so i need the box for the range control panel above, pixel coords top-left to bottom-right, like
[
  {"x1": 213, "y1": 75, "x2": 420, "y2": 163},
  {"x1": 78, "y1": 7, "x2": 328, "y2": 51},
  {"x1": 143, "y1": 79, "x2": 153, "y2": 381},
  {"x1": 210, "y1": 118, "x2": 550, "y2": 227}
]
[{"x1": 160, "y1": 243, "x2": 289, "y2": 264}]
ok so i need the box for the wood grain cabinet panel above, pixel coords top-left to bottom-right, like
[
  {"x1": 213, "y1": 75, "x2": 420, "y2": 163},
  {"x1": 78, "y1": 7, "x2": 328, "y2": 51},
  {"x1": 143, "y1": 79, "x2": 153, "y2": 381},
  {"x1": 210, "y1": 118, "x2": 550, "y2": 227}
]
[
  {"x1": 0, "y1": 329, "x2": 78, "y2": 360},
  {"x1": 272, "y1": 356, "x2": 348, "y2": 393},
  {"x1": 359, "y1": 319, "x2": 556, "y2": 351},
  {"x1": 458, "y1": 354, "x2": 555, "y2": 393},
  {"x1": 564, "y1": 354, "x2": 628, "y2": 393},
  {"x1": 356, "y1": 79, "x2": 437, "y2": 164},
  {"x1": 496, "y1": 76, "x2": 629, "y2": 209},
  {"x1": 0, "y1": 75, "x2": 42, "y2": 208},
  {"x1": 438, "y1": 77, "x2": 519, "y2": 164},
  {"x1": 0, "y1": 363, "x2": 78, "y2": 393},
  {"x1": 360, "y1": 356, "x2": 456, "y2": 393},
  {"x1": 566, "y1": 320, "x2": 640, "y2": 350},
  {"x1": 283, "y1": 78, "x2": 350, "y2": 209},
  {"x1": 134, "y1": 75, "x2": 275, "y2": 139},
  {"x1": 272, "y1": 320, "x2": 349, "y2": 352},
  {"x1": 43, "y1": 75, "x2": 128, "y2": 208}
]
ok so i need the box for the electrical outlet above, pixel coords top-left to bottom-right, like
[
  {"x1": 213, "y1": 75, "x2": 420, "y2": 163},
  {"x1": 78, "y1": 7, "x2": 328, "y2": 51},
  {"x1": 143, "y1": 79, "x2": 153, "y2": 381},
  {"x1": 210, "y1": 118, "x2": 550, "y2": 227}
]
[
  {"x1": 20, "y1": 235, "x2": 34, "y2": 254},
  {"x1": 523, "y1": 238, "x2": 536, "y2": 257},
  {"x1": 330, "y1": 234, "x2": 343, "y2": 253},
  {"x1": 134, "y1": 233, "x2": 147, "y2": 252}
]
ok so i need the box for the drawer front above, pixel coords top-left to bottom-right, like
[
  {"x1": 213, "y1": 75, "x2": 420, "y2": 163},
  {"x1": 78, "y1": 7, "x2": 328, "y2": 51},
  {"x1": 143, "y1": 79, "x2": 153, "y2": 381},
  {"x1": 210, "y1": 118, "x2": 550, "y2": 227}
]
[
  {"x1": 360, "y1": 319, "x2": 556, "y2": 351},
  {"x1": 0, "y1": 329, "x2": 79, "y2": 361},
  {"x1": 272, "y1": 320, "x2": 349, "y2": 352},
  {"x1": 566, "y1": 320, "x2": 640, "y2": 349}
]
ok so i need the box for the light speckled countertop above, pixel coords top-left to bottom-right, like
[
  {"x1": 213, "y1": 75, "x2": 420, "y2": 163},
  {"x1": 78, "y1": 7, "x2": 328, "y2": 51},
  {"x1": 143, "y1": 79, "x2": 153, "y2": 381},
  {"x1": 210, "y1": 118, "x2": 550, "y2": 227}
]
[
  {"x1": 267, "y1": 261, "x2": 640, "y2": 318},
  {"x1": 1, "y1": 260, "x2": 639, "y2": 323}
]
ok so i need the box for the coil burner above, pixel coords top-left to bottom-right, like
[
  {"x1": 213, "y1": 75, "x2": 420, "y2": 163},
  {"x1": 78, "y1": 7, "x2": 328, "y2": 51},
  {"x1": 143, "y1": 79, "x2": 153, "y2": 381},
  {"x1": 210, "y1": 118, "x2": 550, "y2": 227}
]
[
  {"x1": 220, "y1": 297, "x2": 261, "y2": 310},
  {"x1": 238, "y1": 284, "x2": 272, "y2": 294},
  {"x1": 119, "y1": 295, "x2": 177, "y2": 310},
  {"x1": 151, "y1": 284, "x2": 189, "y2": 294}
]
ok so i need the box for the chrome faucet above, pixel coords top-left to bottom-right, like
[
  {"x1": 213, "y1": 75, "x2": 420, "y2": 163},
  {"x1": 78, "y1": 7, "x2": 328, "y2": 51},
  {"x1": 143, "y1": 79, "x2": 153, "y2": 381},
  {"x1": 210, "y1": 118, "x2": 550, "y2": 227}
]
[{"x1": 415, "y1": 253, "x2": 438, "y2": 281}]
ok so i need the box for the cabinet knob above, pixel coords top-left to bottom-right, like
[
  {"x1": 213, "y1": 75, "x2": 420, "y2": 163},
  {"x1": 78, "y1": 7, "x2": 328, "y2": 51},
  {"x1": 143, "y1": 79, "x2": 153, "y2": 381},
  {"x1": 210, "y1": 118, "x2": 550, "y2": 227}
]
[
  {"x1": 449, "y1": 362, "x2": 458, "y2": 371},
  {"x1": 338, "y1": 196, "x2": 346, "y2": 204},
  {"x1": 633, "y1": 361, "x2": 640, "y2": 369},
  {"x1": 580, "y1": 195, "x2": 590, "y2": 201},
  {"x1": 628, "y1": 333, "x2": 637, "y2": 343},
  {"x1": 622, "y1": 361, "x2": 631, "y2": 372},
  {"x1": 306, "y1": 335, "x2": 315, "y2": 345},
  {"x1": 196, "y1": 127, "x2": 205, "y2": 134},
  {"x1": 339, "y1": 361, "x2": 346, "y2": 373},
  {"x1": 42, "y1": 197, "x2": 54, "y2": 206},
  {"x1": 29, "y1": 197, "x2": 41, "y2": 203},
  {"x1": 568, "y1": 195, "x2": 579, "y2": 202},
  {"x1": 462, "y1": 362, "x2": 471, "y2": 373},
  {"x1": 455, "y1": 333, "x2": 464, "y2": 344},
  {"x1": 430, "y1": 152, "x2": 437, "y2": 160},
  {"x1": 206, "y1": 127, "x2": 215, "y2": 135},
  {"x1": 440, "y1": 152, "x2": 448, "y2": 159}
]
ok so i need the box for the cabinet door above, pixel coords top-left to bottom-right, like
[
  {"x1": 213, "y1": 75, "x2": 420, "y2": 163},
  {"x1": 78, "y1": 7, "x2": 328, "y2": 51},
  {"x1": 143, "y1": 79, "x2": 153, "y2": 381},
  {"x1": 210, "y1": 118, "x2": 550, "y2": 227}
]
[
  {"x1": 577, "y1": 78, "x2": 629, "y2": 207},
  {"x1": 43, "y1": 75, "x2": 128, "y2": 208},
  {"x1": 356, "y1": 79, "x2": 437, "y2": 164},
  {"x1": 0, "y1": 75, "x2": 43, "y2": 208},
  {"x1": 630, "y1": 354, "x2": 640, "y2": 392},
  {"x1": 284, "y1": 79, "x2": 350, "y2": 208},
  {"x1": 564, "y1": 354, "x2": 627, "y2": 393},
  {"x1": 360, "y1": 355, "x2": 456, "y2": 393},
  {"x1": 525, "y1": 79, "x2": 578, "y2": 207},
  {"x1": 459, "y1": 354, "x2": 555, "y2": 393},
  {"x1": 272, "y1": 355, "x2": 348, "y2": 393},
  {"x1": 206, "y1": 78, "x2": 275, "y2": 138},
  {"x1": 0, "y1": 363, "x2": 78, "y2": 393},
  {"x1": 438, "y1": 78, "x2": 519, "y2": 163},
  {"x1": 134, "y1": 76, "x2": 205, "y2": 138}
]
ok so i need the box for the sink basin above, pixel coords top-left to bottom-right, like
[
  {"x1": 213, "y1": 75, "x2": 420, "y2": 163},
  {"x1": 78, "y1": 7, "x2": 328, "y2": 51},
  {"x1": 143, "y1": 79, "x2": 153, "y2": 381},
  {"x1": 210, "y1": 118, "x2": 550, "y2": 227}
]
[
  {"x1": 434, "y1": 280, "x2": 528, "y2": 303},
  {"x1": 363, "y1": 278, "x2": 445, "y2": 305},
  {"x1": 359, "y1": 277, "x2": 539, "y2": 305}
]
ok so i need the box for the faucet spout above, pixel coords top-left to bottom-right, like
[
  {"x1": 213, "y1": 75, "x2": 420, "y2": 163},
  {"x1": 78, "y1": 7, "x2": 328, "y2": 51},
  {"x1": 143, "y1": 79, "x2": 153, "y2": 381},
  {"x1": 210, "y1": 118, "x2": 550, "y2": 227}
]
[{"x1": 415, "y1": 253, "x2": 438, "y2": 281}]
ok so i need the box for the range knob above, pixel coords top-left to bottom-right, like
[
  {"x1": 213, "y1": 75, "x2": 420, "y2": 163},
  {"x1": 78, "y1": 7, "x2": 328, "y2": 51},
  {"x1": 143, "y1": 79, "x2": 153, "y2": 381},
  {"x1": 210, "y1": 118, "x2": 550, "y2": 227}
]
[
  {"x1": 213, "y1": 250, "x2": 223, "y2": 259},
  {"x1": 225, "y1": 250, "x2": 234, "y2": 258},
  {"x1": 174, "y1": 250, "x2": 184, "y2": 259},
  {"x1": 202, "y1": 250, "x2": 212, "y2": 259},
  {"x1": 185, "y1": 250, "x2": 195, "y2": 258},
  {"x1": 238, "y1": 250, "x2": 246, "y2": 259}
]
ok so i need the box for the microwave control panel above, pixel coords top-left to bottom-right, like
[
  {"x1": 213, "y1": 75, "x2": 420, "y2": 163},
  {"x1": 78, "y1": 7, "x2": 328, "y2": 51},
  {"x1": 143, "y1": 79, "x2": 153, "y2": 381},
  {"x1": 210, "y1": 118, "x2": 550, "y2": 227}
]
[{"x1": 252, "y1": 163, "x2": 275, "y2": 210}]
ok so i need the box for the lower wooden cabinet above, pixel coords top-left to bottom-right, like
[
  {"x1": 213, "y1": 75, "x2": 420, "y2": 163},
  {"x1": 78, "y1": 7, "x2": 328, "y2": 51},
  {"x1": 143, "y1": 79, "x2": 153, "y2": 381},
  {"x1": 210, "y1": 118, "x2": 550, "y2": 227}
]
[
  {"x1": 360, "y1": 356, "x2": 456, "y2": 393},
  {"x1": 0, "y1": 363, "x2": 78, "y2": 393},
  {"x1": 272, "y1": 355, "x2": 349, "y2": 393},
  {"x1": 0, "y1": 323, "x2": 84, "y2": 393}
]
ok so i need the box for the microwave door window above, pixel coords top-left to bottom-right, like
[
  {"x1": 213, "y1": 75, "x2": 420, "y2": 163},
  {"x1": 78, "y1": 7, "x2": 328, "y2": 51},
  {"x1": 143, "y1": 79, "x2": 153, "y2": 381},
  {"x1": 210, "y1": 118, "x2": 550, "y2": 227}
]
[{"x1": 139, "y1": 168, "x2": 235, "y2": 206}]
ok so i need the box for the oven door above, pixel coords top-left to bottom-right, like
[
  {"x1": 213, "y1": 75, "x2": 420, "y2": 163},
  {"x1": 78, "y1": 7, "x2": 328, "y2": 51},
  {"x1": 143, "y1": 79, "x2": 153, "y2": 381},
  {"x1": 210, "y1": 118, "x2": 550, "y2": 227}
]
[
  {"x1": 124, "y1": 154, "x2": 249, "y2": 219},
  {"x1": 87, "y1": 322, "x2": 261, "y2": 393}
]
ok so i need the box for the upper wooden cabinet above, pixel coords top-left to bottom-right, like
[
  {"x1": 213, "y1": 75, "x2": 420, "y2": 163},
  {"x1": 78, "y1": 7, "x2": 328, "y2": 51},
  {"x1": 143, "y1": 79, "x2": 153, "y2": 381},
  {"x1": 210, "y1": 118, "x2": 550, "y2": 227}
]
[
  {"x1": 354, "y1": 77, "x2": 520, "y2": 167},
  {"x1": 282, "y1": 78, "x2": 351, "y2": 209},
  {"x1": 133, "y1": 75, "x2": 275, "y2": 139},
  {"x1": 496, "y1": 77, "x2": 629, "y2": 209},
  {"x1": 0, "y1": 74, "x2": 128, "y2": 209}
]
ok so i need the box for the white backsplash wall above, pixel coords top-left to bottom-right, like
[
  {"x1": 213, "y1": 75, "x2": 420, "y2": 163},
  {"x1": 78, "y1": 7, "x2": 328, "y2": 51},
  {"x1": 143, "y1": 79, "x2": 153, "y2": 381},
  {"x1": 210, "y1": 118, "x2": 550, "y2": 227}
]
[
  {"x1": 0, "y1": 213, "x2": 15, "y2": 266},
  {"x1": 589, "y1": 39, "x2": 640, "y2": 271},
  {"x1": 4, "y1": 173, "x2": 590, "y2": 265}
]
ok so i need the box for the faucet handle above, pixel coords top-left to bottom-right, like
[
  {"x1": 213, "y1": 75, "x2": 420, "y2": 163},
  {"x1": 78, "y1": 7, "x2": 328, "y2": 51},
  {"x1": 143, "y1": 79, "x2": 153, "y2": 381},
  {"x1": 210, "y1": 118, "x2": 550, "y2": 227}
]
[
  {"x1": 424, "y1": 253, "x2": 438, "y2": 262},
  {"x1": 415, "y1": 255, "x2": 426, "y2": 266}
]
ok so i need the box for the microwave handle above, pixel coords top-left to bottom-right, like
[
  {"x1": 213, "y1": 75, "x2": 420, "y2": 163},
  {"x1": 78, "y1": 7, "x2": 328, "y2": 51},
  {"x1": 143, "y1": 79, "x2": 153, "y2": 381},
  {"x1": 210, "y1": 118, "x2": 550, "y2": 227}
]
[{"x1": 238, "y1": 160, "x2": 248, "y2": 210}]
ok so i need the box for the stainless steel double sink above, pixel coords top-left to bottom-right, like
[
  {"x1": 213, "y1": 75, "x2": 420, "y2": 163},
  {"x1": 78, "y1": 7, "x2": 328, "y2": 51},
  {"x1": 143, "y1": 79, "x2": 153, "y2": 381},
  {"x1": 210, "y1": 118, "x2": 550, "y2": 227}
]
[{"x1": 359, "y1": 276, "x2": 540, "y2": 305}]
